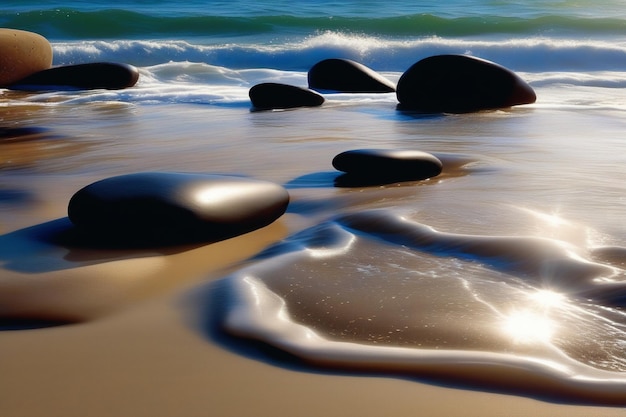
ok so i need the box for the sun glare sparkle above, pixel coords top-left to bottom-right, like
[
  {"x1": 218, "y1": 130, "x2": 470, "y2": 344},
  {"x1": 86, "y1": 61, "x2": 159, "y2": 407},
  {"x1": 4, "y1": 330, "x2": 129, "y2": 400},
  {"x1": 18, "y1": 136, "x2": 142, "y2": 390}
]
[
  {"x1": 500, "y1": 289, "x2": 566, "y2": 344},
  {"x1": 502, "y1": 309, "x2": 555, "y2": 344},
  {"x1": 528, "y1": 289, "x2": 566, "y2": 309}
]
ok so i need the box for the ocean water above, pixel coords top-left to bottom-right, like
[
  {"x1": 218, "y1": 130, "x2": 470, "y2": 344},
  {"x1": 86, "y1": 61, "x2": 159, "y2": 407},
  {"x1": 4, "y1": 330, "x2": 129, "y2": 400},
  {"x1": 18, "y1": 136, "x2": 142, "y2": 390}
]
[{"x1": 2, "y1": 0, "x2": 626, "y2": 406}]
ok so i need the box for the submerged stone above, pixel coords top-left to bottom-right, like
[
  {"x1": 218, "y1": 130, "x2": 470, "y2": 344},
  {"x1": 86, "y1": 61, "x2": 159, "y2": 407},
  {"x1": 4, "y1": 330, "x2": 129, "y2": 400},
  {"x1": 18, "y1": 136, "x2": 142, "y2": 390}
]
[
  {"x1": 308, "y1": 58, "x2": 396, "y2": 93},
  {"x1": 332, "y1": 149, "x2": 443, "y2": 185},
  {"x1": 0, "y1": 126, "x2": 49, "y2": 142},
  {"x1": 68, "y1": 172, "x2": 290, "y2": 246},
  {"x1": 9, "y1": 62, "x2": 140, "y2": 91},
  {"x1": 0, "y1": 29, "x2": 52, "y2": 86},
  {"x1": 396, "y1": 54, "x2": 536, "y2": 113},
  {"x1": 249, "y1": 83, "x2": 324, "y2": 110}
]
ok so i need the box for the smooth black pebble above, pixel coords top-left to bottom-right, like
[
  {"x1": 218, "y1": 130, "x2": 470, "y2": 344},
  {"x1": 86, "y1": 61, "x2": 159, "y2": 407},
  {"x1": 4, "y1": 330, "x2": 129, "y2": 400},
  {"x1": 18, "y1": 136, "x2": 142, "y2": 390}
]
[
  {"x1": 249, "y1": 83, "x2": 324, "y2": 110},
  {"x1": 68, "y1": 172, "x2": 290, "y2": 246},
  {"x1": 9, "y1": 62, "x2": 140, "y2": 91},
  {"x1": 332, "y1": 149, "x2": 443, "y2": 186},
  {"x1": 308, "y1": 58, "x2": 396, "y2": 93},
  {"x1": 396, "y1": 54, "x2": 536, "y2": 113}
]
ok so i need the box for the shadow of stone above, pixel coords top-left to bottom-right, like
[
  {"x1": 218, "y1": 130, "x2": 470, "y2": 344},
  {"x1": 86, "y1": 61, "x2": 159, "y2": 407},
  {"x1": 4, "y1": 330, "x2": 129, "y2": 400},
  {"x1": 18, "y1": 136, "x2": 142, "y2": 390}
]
[
  {"x1": 283, "y1": 171, "x2": 340, "y2": 189},
  {"x1": 0, "y1": 317, "x2": 76, "y2": 331},
  {"x1": 0, "y1": 126, "x2": 52, "y2": 142},
  {"x1": 394, "y1": 106, "x2": 447, "y2": 119},
  {"x1": 0, "y1": 217, "x2": 254, "y2": 274},
  {"x1": 333, "y1": 172, "x2": 428, "y2": 188}
]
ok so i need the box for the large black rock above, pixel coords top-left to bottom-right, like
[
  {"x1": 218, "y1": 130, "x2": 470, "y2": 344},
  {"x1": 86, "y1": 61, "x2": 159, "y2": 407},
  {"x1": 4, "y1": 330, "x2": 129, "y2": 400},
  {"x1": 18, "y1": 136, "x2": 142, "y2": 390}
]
[
  {"x1": 308, "y1": 58, "x2": 396, "y2": 93},
  {"x1": 332, "y1": 149, "x2": 443, "y2": 186},
  {"x1": 249, "y1": 83, "x2": 324, "y2": 110},
  {"x1": 396, "y1": 55, "x2": 536, "y2": 113},
  {"x1": 68, "y1": 172, "x2": 290, "y2": 246},
  {"x1": 9, "y1": 62, "x2": 140, "y2": 91}
]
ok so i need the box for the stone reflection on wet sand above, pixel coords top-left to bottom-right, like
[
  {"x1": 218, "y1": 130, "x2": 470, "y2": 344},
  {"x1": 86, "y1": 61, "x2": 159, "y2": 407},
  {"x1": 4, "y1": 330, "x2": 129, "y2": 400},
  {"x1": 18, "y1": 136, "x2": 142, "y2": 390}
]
[
  {"x1": 0, "y1": 122, "x2": 88, "y2": 171},
  {"x1": 219, "y1": 209, "x2": 626, "y2": 404},
  {"x1": 0, "y1": 215, "x2": 288, "y2": 324}
]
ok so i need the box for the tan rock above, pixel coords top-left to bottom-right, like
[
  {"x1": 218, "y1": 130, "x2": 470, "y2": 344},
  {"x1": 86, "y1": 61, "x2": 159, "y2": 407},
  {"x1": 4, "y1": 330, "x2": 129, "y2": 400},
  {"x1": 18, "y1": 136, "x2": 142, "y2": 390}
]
[{"x1": 0, "y1": 28, "x2": 53, "y2": 86}]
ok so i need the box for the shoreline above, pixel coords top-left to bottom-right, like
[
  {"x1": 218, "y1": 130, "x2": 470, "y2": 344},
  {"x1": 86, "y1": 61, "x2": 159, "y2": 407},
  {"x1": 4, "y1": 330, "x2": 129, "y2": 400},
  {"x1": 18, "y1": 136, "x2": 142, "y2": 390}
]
[{"x1": 2, "y1": 284, "x2": 626, "y2": 417}]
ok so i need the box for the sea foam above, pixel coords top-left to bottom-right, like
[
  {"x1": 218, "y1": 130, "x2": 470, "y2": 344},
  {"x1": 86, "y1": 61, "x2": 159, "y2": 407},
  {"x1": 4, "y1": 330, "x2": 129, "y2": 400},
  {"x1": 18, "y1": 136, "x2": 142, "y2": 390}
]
[
  {"x1": 50, "y1": 34, "x2": 626, "y2": 72},
  {"x1": 220, "y1": 210, "x2": 626, "y2": 404}
]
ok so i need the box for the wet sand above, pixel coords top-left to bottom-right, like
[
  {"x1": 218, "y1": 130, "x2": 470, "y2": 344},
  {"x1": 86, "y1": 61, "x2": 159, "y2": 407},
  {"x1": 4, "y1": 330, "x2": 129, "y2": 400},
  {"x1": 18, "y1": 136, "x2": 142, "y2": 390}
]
[
  {"x1": 1, "y1": 102, "x2": 626, "y2": 416},
  {"x1": 0, "y1": 213, "x2": 624, "y2": 416},
  {"x1": 2, "y1": 267, "x2": 625, "y2": 417}
]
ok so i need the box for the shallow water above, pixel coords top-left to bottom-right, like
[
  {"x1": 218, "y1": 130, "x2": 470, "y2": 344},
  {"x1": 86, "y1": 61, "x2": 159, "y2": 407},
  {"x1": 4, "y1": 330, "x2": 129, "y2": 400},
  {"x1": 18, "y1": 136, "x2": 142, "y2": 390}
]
[{"x1": 2, "y1": 93, "x2": 626, "y2": 403}]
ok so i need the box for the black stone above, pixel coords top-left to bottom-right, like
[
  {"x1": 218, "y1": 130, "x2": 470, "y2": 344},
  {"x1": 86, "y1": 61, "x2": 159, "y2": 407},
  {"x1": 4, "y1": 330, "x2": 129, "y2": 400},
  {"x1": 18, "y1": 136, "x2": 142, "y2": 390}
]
[
  {"x1": 68, "y1": 172, "x2": 290, "y2": 246},
  {"x1": 249, "y1": 83, "x2": 324, "y2": 110},
  {"x1": 396, "y1": 54, "x2": 536, "y2": 113},
  {"x1": 8, "y1": 62, "x2": 140, "y2": 91},
  {"x1": 332, "y1": 149, "x2": 443, "y2": 186},
  {"x1": 308, "y1": 58, "x2": 396, "y2": 93}
]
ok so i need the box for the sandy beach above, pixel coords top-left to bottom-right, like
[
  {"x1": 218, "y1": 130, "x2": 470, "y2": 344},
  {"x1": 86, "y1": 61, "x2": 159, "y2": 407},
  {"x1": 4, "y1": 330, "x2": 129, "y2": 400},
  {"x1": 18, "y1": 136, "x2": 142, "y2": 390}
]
[{"x1": 2, "y1": 252, "x2": 625, "y2": 417}]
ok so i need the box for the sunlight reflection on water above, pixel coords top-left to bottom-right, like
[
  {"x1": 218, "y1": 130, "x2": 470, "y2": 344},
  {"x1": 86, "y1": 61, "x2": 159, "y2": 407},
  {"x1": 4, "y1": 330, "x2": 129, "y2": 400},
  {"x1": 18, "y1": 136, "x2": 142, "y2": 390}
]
[{"x1": 500, "y1": 290, "x2": 566, "y2": 345}]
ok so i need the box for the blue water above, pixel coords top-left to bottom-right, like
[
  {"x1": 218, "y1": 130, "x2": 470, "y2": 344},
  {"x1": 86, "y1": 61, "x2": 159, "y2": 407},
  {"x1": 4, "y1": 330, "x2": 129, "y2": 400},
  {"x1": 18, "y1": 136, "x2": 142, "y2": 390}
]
[
  {"x1": 5, "y1": 0, "x2": 626, "y2": 19},
  {"x1": 3, "y1": 0, "x2": 626, "y2": 105},
  {"x1": 3, "y1": 1, "x2": 626, "y2": 69}
]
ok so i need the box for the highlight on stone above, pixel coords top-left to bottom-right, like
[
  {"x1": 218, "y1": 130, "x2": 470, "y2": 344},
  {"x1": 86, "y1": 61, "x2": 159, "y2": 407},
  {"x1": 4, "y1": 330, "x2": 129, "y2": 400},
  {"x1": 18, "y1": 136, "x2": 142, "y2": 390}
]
[
  {"x1": 332, "y1": 148, "x2": 443, "y2": 186},
  {"x1": 0, "y1": 28, "x2": 53, "y2": 86},
  {"x1": 396, "y1": 54, "x2": 536, "y2": 113},
  {"x1": 68, "y1": 172, "x2": 290, "y2": 246},
  {"x1": 308, "y1": 58, "x2": 396, "y2": 93}
]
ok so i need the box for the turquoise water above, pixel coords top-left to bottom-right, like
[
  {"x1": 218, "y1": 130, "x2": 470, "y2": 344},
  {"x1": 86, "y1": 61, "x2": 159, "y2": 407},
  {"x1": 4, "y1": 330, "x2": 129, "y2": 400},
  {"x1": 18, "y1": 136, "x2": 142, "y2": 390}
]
[
  {"x1": 6, "y1": 12, "x2": 626, "y2": 40},
  {"x1": 5, "y1": 1, "x2": 626, "y2": 19},
  {"x1": 4, "y1": 1, "x2": 626, "y2": 43},
  {"x1": 3, "y1": 1, "x2": 626, "y2": 87}
]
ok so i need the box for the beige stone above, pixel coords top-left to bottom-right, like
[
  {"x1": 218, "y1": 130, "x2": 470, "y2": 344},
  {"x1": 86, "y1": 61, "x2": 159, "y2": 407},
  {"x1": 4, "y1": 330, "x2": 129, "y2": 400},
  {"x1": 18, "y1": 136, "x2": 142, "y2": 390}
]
[{"x1": 0, "y1": 28, "x2": 52, "y2": 86}]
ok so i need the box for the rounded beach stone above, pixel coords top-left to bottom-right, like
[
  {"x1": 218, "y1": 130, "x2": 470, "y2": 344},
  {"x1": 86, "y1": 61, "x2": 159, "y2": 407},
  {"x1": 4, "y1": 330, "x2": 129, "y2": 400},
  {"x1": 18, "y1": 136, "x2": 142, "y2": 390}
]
[
  {"x1": 9, "y1": 62, "x2": 140, "y2": 91},
  {"x1": 249, "y1": 83, "x2": 324, "y2": 110},
  {"x1": 396, "y1": 54, "x2": 536, "y2": 113},
  {"x1": 68, "y1": 172, "x2": 290, "y2": 245},
  {"x1": 0, "y1": 29, "x2": 53, "y2": 86},
  {"x1": 332, "y1": 149, "x2": 443, "y2": 181},
  {"x1": 308, "y1": 58, "x2": 396, "y2": 93}
]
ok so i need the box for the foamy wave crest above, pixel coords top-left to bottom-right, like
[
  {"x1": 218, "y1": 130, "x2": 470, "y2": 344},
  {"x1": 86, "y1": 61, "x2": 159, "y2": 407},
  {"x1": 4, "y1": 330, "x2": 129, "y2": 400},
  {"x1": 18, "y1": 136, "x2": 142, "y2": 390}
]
[
  {"x1": 51, "y1": 34, "x2": 626, "y2": 73},
  {"x1": 527, "y1": 72, "x2": 626, "y2": 88},
  {"x1": 18, "y1": 34, "x2": 626, "y2": 107},
  {"x1": 134, "y1": 63, "x2": 308, "y2": 105},
  {"x1": 8, "y1": 63, "x2": 310, "y2": 106},
  {"x1": 51, "y1": 40, "x2": 215, "y2": 67}
]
